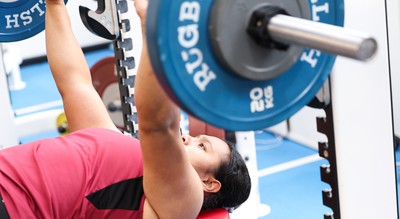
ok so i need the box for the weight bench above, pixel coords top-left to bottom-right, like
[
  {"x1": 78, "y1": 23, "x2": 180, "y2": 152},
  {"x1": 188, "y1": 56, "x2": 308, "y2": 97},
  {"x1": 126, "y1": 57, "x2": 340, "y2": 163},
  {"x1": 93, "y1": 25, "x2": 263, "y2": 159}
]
[{"x1": 197, "y1": 208, "x2": 230, "y2": 219}]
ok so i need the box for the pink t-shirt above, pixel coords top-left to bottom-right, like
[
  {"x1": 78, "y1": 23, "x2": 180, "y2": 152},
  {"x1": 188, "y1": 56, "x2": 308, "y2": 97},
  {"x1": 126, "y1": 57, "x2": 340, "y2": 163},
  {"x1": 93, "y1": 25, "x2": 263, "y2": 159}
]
[{"x1": 0, "y1": 128, "x2": 144, "y2": 219}]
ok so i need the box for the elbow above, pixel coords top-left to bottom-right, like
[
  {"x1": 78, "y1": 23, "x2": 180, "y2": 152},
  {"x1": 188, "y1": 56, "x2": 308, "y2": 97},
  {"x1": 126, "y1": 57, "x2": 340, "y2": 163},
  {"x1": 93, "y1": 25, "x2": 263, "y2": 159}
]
[
  {"x1": 137, "y1": 106, "x2": 181, "y2": 134},
  {"x1": 136, "y1": 98, "x2": 181, "y2": 133}
]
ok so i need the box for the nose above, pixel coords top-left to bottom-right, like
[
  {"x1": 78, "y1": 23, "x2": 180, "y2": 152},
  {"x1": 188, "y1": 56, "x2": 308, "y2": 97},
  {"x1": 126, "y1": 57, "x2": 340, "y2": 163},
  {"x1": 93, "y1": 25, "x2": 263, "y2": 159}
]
[{"x1": 181, "y1": 134, "x2": 193, "y2": 146}]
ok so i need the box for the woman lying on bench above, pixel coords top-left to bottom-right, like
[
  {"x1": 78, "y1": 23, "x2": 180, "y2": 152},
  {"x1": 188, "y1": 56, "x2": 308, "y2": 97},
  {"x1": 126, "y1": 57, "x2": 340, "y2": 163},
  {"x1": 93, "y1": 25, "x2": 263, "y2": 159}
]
[{"x1": 0, "y1": 0, "x2": 251, "y2": 218}]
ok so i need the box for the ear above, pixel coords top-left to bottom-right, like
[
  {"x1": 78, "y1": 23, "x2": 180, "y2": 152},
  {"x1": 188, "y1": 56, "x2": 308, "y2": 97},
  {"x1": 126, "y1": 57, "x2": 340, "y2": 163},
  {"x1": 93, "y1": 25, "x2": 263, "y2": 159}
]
[{"x1": 202, "y1": 177, "x2": 221, "y2": 193}]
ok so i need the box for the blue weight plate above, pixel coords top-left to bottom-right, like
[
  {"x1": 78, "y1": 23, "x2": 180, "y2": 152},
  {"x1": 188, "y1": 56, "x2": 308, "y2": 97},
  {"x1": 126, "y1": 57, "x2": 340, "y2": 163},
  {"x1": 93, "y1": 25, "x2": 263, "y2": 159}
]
[
  {"x1": 146, "y1": 0, "x2": 344, "y2": 131},
  {"x1": 0, "y1": 0, "x2": 68, "y2": 42}
]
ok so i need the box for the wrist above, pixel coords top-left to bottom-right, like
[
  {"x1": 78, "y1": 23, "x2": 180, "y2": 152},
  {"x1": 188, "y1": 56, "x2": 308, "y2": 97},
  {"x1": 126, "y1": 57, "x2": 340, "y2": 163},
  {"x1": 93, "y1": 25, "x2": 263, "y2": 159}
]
[{"x1": 45, "y1": 0, "x2": 65, "y2": 6}]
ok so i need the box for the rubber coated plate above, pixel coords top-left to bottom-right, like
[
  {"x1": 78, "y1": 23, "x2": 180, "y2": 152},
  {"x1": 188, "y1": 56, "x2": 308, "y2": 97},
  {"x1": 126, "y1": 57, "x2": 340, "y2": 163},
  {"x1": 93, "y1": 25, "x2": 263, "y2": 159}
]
[
  {"x1": 146, "y1": 0, "x2": 344, "y2": 131},
  {"x1": 91, "y1": 56, "x2": 125, "y2": 129},
  {"x1": 0, "y1": 0, "x2": 68, "y2": 42}
]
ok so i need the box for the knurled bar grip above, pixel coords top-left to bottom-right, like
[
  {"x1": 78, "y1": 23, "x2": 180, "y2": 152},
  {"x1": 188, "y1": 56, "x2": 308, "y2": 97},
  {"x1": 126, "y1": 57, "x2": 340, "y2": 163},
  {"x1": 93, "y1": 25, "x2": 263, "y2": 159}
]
[{"x1": 268, "y1": 14, "x2": 377, "y2": 61}]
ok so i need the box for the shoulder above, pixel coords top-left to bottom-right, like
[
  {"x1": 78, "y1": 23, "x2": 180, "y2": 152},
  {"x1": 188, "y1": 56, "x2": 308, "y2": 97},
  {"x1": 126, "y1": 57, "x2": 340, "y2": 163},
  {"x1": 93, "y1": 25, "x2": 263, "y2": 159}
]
[
  {"x1": 69, "y1": 127, "x2": 127, "y2": 136},
  {"x1": 56, "y1": 128, "x2": 141, "y2": 159},
  {"x1": 66, "y1": 128, "x2": 139, "y2": 144}
]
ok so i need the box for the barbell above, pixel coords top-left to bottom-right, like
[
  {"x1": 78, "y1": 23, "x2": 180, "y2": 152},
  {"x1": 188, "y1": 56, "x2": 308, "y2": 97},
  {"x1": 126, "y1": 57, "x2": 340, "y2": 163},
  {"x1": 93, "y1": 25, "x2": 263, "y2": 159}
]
[
  {"x1": 0, "y1": 0, "x2": 376, "y2": 132},
  {"x1": 78, "y1": 0, "x2": 377, "y2": 131}
]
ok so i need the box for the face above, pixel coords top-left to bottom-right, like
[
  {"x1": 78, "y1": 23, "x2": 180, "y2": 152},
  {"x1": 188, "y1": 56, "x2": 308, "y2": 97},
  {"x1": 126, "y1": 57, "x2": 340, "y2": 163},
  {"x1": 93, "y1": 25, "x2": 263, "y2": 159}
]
[{"x1": 182, "y1": 134, "x2": 231, "y2": 179}]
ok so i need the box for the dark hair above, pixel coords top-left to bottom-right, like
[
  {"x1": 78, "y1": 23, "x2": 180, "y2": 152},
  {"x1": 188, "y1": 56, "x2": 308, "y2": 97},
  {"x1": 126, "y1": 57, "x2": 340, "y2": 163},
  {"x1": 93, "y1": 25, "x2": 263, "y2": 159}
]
[{"x1": 201, "y1": 141, "x2": 251, "y2": 210}]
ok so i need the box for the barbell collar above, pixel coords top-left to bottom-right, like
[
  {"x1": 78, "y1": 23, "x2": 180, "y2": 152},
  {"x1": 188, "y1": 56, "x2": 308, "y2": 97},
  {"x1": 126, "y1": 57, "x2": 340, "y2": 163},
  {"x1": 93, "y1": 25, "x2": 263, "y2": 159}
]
[
  {"x1": 246, "y1": 6, "x2": 290, "y2": 51},
  {"x1": 267, "y1": 14, "x2": 377, "y2": 61}
]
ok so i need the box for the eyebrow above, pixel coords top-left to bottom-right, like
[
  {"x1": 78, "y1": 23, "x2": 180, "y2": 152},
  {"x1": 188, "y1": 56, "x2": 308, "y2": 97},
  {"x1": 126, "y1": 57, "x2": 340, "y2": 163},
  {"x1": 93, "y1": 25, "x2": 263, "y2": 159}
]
[{"x1": 200, "y1": 135, "x2": 214, "y2": 151}]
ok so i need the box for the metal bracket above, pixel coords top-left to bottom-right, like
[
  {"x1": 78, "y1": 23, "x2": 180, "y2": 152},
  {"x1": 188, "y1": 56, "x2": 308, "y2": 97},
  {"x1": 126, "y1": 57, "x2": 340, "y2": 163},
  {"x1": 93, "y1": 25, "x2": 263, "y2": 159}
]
[
  {"x1": 79, "y1": 0, "x2": 120, "y2": 40},
  {"x1": 316, "y1": 78, "x2": 340, "y2": 219},
  {"x1": 80, "y1": 0, "x2": 138, "y2": 137}
]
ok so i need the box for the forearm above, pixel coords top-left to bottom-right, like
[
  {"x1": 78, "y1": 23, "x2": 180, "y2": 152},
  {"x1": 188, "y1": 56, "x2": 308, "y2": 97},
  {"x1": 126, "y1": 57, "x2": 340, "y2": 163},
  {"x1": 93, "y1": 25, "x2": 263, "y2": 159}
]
[
  {"x1": 45, "y1": 1, "x2": 92, "y2": 95},
  {"x1": 133, "y1": 1, "x2": 204, "y2": 217},
  {"x1": 45, "y1": 1, "x2": 118, "y2": 132},
  {"x1": 135, "y1": 35, "x2": 181, "y2": 132},
  {"x1": 135, "y1": 46, "x2": 202, "y2": 217}
]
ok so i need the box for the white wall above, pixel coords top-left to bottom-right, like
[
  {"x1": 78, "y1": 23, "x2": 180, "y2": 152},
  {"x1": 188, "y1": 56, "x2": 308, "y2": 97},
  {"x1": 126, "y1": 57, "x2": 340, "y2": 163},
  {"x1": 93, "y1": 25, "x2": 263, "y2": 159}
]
[
  {"x1": 0, "y1": 45, "x2": 19, "y2": 148},
  {"x1": 387, "y1": 0, "x2": 400, "y2": 138},
  {"x1": 331, "y1": 0, "x2": 397, "y2": 218},
  {"x1": 5, "y1": 0, "x2": 110, "y2": 60}
]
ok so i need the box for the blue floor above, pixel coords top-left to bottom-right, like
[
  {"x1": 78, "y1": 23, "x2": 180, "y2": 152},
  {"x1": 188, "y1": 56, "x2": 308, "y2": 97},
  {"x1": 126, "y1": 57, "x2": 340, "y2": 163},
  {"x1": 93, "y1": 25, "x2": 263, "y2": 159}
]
[
  {"x1": 255, "y1": 132, "x2": 331, "y2": 219},
  {"x1": 7, "y1": 48, "x2": 400, "y2": 219}
]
